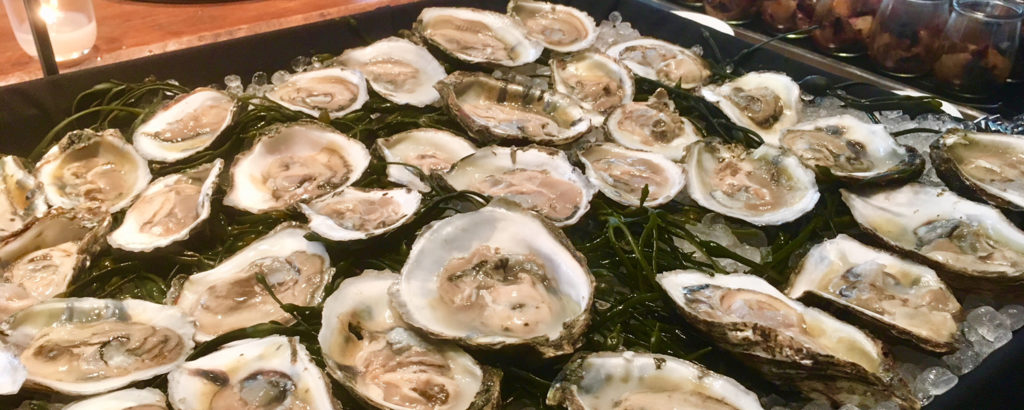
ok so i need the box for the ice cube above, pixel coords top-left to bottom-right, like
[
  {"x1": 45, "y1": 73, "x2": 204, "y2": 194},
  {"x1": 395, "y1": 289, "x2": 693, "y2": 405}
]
[
  {"x1": 223, "y1": 74, "x2": 242, "y2": 87},
  {"x1": 226, "y1": 84, "x2": 244, "y2": 95},
  {"x1": 291, "y1": 55, "x2": 311, "y2": 72},
  {"x1": 913, "y1": 366, "x2": 957, "y2": 400},
  {"x1": 998, "y1": 304, "x2": 1024, "y2": 331},
  {"x1": 251, "y1": 71, "x2": 268, "y2": 86},
  {"x1": 942, "y1": 346, "x2": 982, "y2": 375},
  {"x1": 271, "y1": 70, "x2": 291, "y2": 85},
  {"x1": 609, "y1": 11, "x2": 622, "y2": 24},
  {"x1": 966, "y1": 306, "x2": 1013, "y2": 344}
]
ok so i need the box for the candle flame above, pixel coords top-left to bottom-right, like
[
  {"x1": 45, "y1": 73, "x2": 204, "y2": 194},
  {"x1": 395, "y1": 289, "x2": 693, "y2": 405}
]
[{"x1": 38, "y1": 0, "x2": 61, "y2": 25}]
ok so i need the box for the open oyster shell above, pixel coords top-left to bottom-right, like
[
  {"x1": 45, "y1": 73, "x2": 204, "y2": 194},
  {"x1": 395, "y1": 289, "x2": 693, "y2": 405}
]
[
  {"x1": 168, "y1": 336, "x2": 337, "y2": 410},
  {"x1": 415, "y1": 7, "x2": 543, "y2": 67},
  {"x1": 930, "y1": 128, "x2": 1024, "y2": 211},
  {"x1": 375, "y1": 128, "x2": 477, "y2": 192},
  {"x1": 508, "y1": 0, "x2": 597, "y2": 53},
  {"x1": 606, "y1": 38, "x2": 710, "y2": 89},
  {"x1": 0, "y1": 156, "x2": 47, "y2": 240},
  {"x1": 336, "y1": 36, "x2": 447, "y2": 107},
  {"x1": 550, "y1": 51, "x2": 634, "y2": 119},
  {"x1": 391, "y1": 200, "x2": 594, "y2": 357},
  {"x1": 579, "y1": 142, "x2": 686, "y2": 207},
  {"x1": 319, "y1": 270, "x2": 501, "y2": 409},
  {"x1": 35, "y1": 129, "x2": 151, "y2": 212},
  {"x1": 658, "y1": 270, "x2": 917, "y2": 409},
  {"x1": 702, "y1": 72, "x2": 802, "y2": 146},
  {"x1": 132, "y1": 87, "x2": 236, "y2": 163},
  {"x1": 788, "y1": 234, "x2": 962, "y2": 353},
  {"x1": 266, "y1": 67, "x2": 369, "y2": 118},
  {"x1": 606, "y1": 88, "x2": 701, "y2": 161},
  {"x1": 300, "y1": 186, "x2": 421, "y2": 241},
  {"x1": 1, "y1": 298, "x2": 195, "y2": 396},
  {"x1": 63, "y1": 388, "x2": 168, "y2": 410}
]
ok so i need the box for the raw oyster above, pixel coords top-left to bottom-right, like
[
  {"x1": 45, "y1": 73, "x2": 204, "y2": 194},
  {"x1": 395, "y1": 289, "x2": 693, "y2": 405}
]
[
  {"x1": 788, "y1": 234, "x2": 962, "y2": 352},
  {"x1": 780, "y1": 115, "x2": 924, "y2": 184},
  {"x1": 132, "y1": 87, "x2": 236, "y2": 163},
  {"x1": 657, "y1": 270, "x2": 917, "y2": 409},
  {"x1": 605, "y1": 88, "x2": 701, "y2": 160},
  {"x1": 579, "y1": 142, "x2": 686, "y2": 207},
  {"x1": 319, "y1": 270, "x2": 501, "y2": 409},
  {"x1": 508, "y1": 0, "x2": 597, "y2": 53},
  {"x1": 266, "y1": 67, "x2": 369, "y2": 118},
  {"x1": 64, "y1": 388, "x2": 167, "y2": 410},
  {"x1": 931, "y1": 128, "x2": 1024, "y2": 210},
  {"x1": 436, "y1": 71, "x2": 592, "y2": 145},
  {"x1": 224, "y1": 121, "x2": 370, "y2": 214},
  {"x1": 168, "y1": 336, "x2": 337, "y2": 410},
  {"x1": 0, "y1": 156, "x2": 47, "y2": 239},
  {"x1": 108, "y1": 159, "x2": 223, "y2": 252},
  {"x1": 550, "y1": 51, "x2": 634, "y2": 118},
  {"x1": 685, "y1": 141, "x2": 819, "y2": 226},
  {"x1": 415, "y1": 7, "x2": 543, "y2": 66},
  {"x1": 702, "y1": 72, "x2": 802, "y2": 145},
  {"x1": 1, "y1": 298, "x2": 195, "y2": 395},
  {"x1": 605, "y1": 38, "x2": 710, "y2": 89},
  {"x1": 842, "y1": 183, "x2": 1024, "y2": 295},
  {"x1": 391, "y1": 200, "x2": 594, "y2": 357},
  {"x1": 336, "y1": 36, "x2": 447, "y2": 107},
  {"x1": 375, "y1": 128, "x2": 477, "y2": 192},
  {"x1": 445, "y1": 145, "x2": 596, "y2": 226},
  {"x1": 300, "y1": 186, "x2": 422, "y2": 241},
  {"x1": 546, "y1": 351, "x2": 764, "y2": 410},
  {"x1": 35, "y1": 129, "x2": 151, "y2": 212},
  {"x1": 172, "y1": 223, "x2": 333, "y2": 341}
]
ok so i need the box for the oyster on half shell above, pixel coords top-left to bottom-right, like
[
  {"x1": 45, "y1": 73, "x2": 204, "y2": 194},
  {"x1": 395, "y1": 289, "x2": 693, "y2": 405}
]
[
  {"x1": 580, "y1": 142, "x2": 686, "y2": 207},
  {"x1": 606, "y1": 88, "x2": 701, "y2": 161},
  {"x1": 132, "y1": 87, "x2": 236, "y2": 163},
  {"x1": 300, "y1": 187, "x2": 422, "y2": 241},
  {"x1": 415, "y1": 7, "x2": 543, "y2": 67},
  {"x1": 375, "y1": 128, "x2": 477, "y2": 192},
  {"x1": 931, "y1": 128, "x2": 1024, "y2": 211},
  {"x1": 508, "y1": 0, "x2": 597, "y2": 53},
  {"x1": 702, "y1": 72, "x2": 802, "y2": 146},
  {"x1": 63, "y1": 388, "x2": 167, "y2": 410},
  {"x1": 266, "y1": 67, "x2": 369, "y2": 118},
  {"x1": 35, "y1": 129, "x2": 151, "y2": 212},
  {"x1": 336, "y1": 36, "x2": 447, "y2": 107},
  {"x1": 550, "y1": 51, "x2": 634, "y2": 118},
  {"x1": 606, "y1": 38, "x2": 710, "y2": 89},
  {"x1": 0, "y1": 156, "x2": 47, "y2": 239}
]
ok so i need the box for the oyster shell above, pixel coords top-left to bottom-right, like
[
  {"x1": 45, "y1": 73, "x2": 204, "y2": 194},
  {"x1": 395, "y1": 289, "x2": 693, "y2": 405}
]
[
  {"x1": 605, "y1": 88, "x2": 701, "y2": 161},
  {"x1": 550, "y1": 51, "x2": 634, "y2": 118},
  {"x1": 0, "y1": 156, "x2": 47, "y2": 239},
  {"x1": 108, "y1": 159, "x2": 223, "y2": 252},
  {"x1": 657, "y1": 270, "x2": 917, "y2": 409},
  {"x1": 445, "y1": 145, "x2": 596, "y2": 226},
  {"x1": 788, "y1": 234, "x2": 962, "y2": 352},
  {"x1": 266, "y1": 67, "x2": 369, "y2": 118},
  {"x1": 224, "y1": 121, "x2": 370, "y2": 214},
  {"x1": 546, "y1": 351, "x2": 764, "y2": 410},
  {"x1": 63, "y1": 388, "x2": 167, "y2": 410},
  {"x1": 35, "y1": 129, "x2": 151, "y2": 212},
  {"x1": 415, "y1": 7, "x2": 543, "y2": 67},
  {"x1": 780, "y1": 115, "x2": 924, "y2": 184},
  {"x1": 132, "y1": 87, "x2": 236, "y2": 163},
  {"x1": 931, "y1": 128, "x2": 1024, "y2": 210},
  {"x1": 508, "y1": 0, "x2": 597, "y2": 53},
  {"x1": 606, "y1": 38, "x2": 710, "y2": 89},
  {"x1": 580, "y1": 142, "x2": 686, "y2": 207},
  {"x1": 172, "y1": 223, "x2": 333, "y2": 341},
  {"x1": 319, "y1": 270, "x2": 501, "y2": 409},
  {"x1": 336, "y1": 36, "x2": 447, "y2": 107},
  {"x1": 391, "y1": 200, "x2": 594, "y2": 357},
  {"x1": 685, "y1": 141, "x2": 819, "y2": 226},
  {"x1": 436, "y1": 71, "x2": 592, "y2": 145},
  {"x1": 842, "y1": 183, "x2": 1024, "y2": 295},
  {"x1": 375, "y1": 128, "x2": 477, "y2": 192},
  {"x1": 702, "y1": 72, "x2": 802, "y2": 146},
  {"x1": 300, "y1": 186, "x2": 422, "y2": 241},
  {"x1": 1, "y1": 298, "x2": 195, "y2": 395},
  {"x1": 168, "y1": 336, "x2": 337, "y2": 410}
]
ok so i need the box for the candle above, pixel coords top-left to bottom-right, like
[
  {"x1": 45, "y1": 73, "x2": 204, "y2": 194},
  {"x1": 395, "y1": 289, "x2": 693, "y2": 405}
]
[{"x1": 5, "y1": 0, "x2": 97, "y2": 62}]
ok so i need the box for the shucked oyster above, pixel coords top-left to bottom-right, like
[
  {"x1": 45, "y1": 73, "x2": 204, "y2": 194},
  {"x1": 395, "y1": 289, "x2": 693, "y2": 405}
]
[
  {"x1": 580, "y1": 142, "x2": 686, "y2": 207},
  {"x1": 508, "y1": 0, "x2": 597, "y2": 53},
  {"x1": 1, "y1": 298, "x2": 195, "y2": 395},
  {"x1": 436, "y1": 71, "x2": 592, "y2": 145},
  {"x1": 63, "y1": 388, "x2": 167, "y2": 410},
  {"x1": 375, "y1": 128, "x2": 477, "y2": 192},
  {"x1": 173, "y1": 223, "x2": 333, "y2": 341},
  {"x1": 168, "y1": 336, "x2": 337, "y2": 410},
  {"x1": 788, "y1": 234, "x2": 962, "y2": 352},
  {"x1": 132, "y1": 87, "x2": 236, "y2": 163},
  {"x1": 266, "y1": 67, "x2": 369, "y2": 118},
  {"x1": 546, "y1": 351, "x2": 764, "y2": 410},
  {"x1": 657, "y1": 271, "x2": 916, "y2": 409},
  {"x1": 108, "y1": 159, "x2": 223, "y2": 252},
  {"x1": 931, "y1": 129, "x2": 1024, "y2": 211},
  {"x1": 224, "y1": 121, "x2": 370, "y2": 214},
  {"x1": 606, "y1": 38, "x2": 711, "y2": 89},
  {"x1": 35, "y1": 129, "x2": 151, "y2": 212},
  {"x1": 606, "y1": 88, "x2": 701, "y2": 161},
  {"x1": 0, "y1": 156, "x2": 47, "y2": 239},
  {"x1": 319, "y1": 270, "x2": 501, "y2": 409},
  {"x1": 550, "y1": 51, "x2": 634, "y2": 118},
  {"x1": 685, "y1": 141, "x2": 819, "y2": 226},
  {"x1": 445, "y1": 145, "x2": 596, "y2": 226},
  {"x1": 415, "y1": 7, "x2": 544, "y2": 67},
  {"x1": 336, "y1": 36, "x2": 447, "y2": 107},
  {"x1": 391, "y1": 200, "x2": 594, "y2": 357},
  {"x1": 300, "y1": 187, "x2": 422, "y2": 241},
  {"x1": 702, "y1": 72, "x2": 802, "y2": 146}
]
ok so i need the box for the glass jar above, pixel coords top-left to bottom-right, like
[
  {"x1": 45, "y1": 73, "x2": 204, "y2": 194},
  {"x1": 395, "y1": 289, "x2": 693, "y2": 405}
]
[
  {"x1": 705, "y1": 0, "x2": 761, "y2": 24},
  {"x1": 761, "y1": 0, "x2": 817, "y2": 36},
  {"x1": 4, "y1": 0, "x2": 96, "y2": 63},
  {"x1": 866, "y1": 0, "x2": 950, "y2": 76},
  {"x1": 810, "y1": 0, "x2": 884, "y2": 56},
  {"x1": 933, "y1": 0, "x2": 1024, "y2": 95}
]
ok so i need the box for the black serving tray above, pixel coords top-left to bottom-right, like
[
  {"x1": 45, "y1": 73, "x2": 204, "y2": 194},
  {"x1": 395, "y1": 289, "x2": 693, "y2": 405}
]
[{"x1": 0, "y1": 0, "x2": 1020, "y2": 408}]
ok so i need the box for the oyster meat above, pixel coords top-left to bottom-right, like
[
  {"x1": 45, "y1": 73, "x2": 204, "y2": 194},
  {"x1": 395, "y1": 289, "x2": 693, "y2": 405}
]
[
  {"x1": 35, "y1": 129, "x2": 151, "y2": 212},
  {"x1": 319, "y1": 270, "x2": 501, "y2": 409},
  {"x1": 508, "y1": 0, "x2": 597, "y2": 53},
  {"x1": 685, "y1": 141, "x2": 819, "y2": 226},
  {"x1": 300, "y1": 187, "x2": 422, "y2": 241},
  {"x1": 108, "y1": 159, "x2": 223, "y2": 252},
  {"x1": 606, "y1": 38, "x2": 710, "y2": 89},
  {"x1": 172, "y1": 223, "x2": 333, "y2": 341},
  {"x1": 266, "y1": 67, "x2": 369, "y2": 118},
  {"x1": 580, "y1": 142, "x2": 686, "y2": 207},
  {"x1": 0, "y1": 156, "x2": 47, "y2": 239},
  {"x1": 931, "y1": 128, "x2": 1024, "y2": 210},
  {"x1": 168, "y1": 336, "x2": 337, "y2": 410},
  {"x1": 445, "y1": 145, "x2": 596, "y2": 226},
  {"x1": 375, "y1": 128, "x2": 477, "y2": 192},
  {"x1": 224, "y1": 121, "x2": 370, "y2": 214},
  {"x1": 605, "y1": 88, "x2": 701, "y2": 161},
  {"x1": 415, "y1": 7, "x2": 543, "y2": 66},
  {"x1": 391, "y1": 200, "x2": 594, "y2": 357},
  {"x1": 132, "y1": 87, "x2": 236, "y2": 163},
  {"x1": 336, "y1": 36, "x2": 447, "y2": 107},
  {"x1": 702, "y1": 72, "x2": 802, "y2": 145},
  {"x1": 550, "y1": 51, "x2": 634, "y2": 118},
  {"x1": 63, "y1": 388, "x2": 167, "y2": 410}
]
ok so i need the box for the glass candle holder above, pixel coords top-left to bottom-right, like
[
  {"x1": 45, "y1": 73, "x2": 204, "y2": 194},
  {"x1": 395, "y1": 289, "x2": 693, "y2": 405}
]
[
  {"x1": 810, "y1": 0, "x2": 883, "y2": 56},
  {"x1": 866, "y1": 0, "x2": 950, "y2": 77},
  {"x1": 705, "y1": 0, "x2": 761, "y2": 24},
  {"x1": 761, "y1": 0, "x2": 817, "y2": 36},
  {"x1": 4, "y1": 0, "x2": 97, "y2": 63},
  {"x1": 933, "y1": 0, "x2": 1023, "y2": 95}
]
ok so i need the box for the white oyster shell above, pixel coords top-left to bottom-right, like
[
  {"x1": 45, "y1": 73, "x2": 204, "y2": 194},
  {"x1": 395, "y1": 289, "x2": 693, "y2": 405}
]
[
  {"x1": 606, "y1": 38, "x2": 710, "y2": 89},
  {"x1": 932, "y1": 129, "x2": 1024, "y2": 210},
  {"x1": 64, "y1": 388, "x2": 167, "y2": 410},
  {"x1": 133, "y1": 87, "x2": 236, "y2": 163},
  {"x1": 415, "y1": 7, "x2": 543, "y2": 67},
  {"x1": 300, "y1": 186, "x2": 421, "y2": 241},
  {"x1": 266, "y1": 67, "x2": 369, "y2": 118},
  {"x1": 550, "y1": 51, "x2": 634, "y2": 119},
  {"x1": 375, "y1": 128, "x2": 477, "y2": 192},
  {"x1": 0, "y1": 156, "x2": 47, "y2": 239},
  {"x1": 702, "y1": 71, "x2": 802, "y2": 146},
  {"x1": 580, "y1": 142, "x2": 685, "y2": 207},
  {"x1": 35, "y1": 129, "x2": 151, "y2": 212},
  {"x1": 606, "y1": 89, "x2": 701, "y2": 161},
  {"x1": 337, "y1": 36, "x2": 447, "y2": 107},
  {"x1": 780, "y1": 115, "x2": 919, "y2": 180},
  {"x1": 508, "y1": 0, "x2": 597, "y2": 53}
]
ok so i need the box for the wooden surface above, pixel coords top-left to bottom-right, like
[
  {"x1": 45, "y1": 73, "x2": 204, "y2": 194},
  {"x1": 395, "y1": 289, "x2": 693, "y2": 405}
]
[{"x1": 0, "y1": 0, "x2": 418, "y2": 86}]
